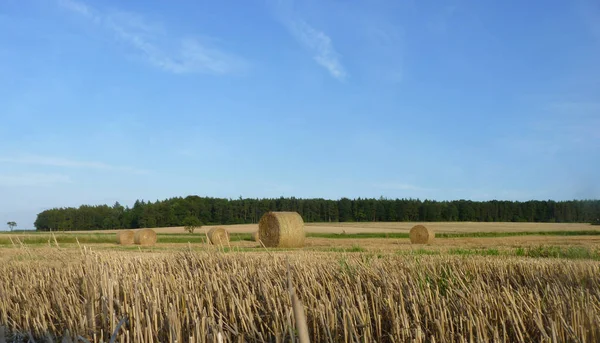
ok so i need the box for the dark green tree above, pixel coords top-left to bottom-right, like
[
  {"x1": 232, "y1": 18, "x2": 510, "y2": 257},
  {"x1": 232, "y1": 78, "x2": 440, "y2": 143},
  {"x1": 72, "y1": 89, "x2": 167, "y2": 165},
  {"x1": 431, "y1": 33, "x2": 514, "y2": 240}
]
[
  {"x1": 182, "y1": 216, "x2": 202, "y2": 233},
  {"x1": 32, "y1": 197, "x2": 600, "y2": 231}
]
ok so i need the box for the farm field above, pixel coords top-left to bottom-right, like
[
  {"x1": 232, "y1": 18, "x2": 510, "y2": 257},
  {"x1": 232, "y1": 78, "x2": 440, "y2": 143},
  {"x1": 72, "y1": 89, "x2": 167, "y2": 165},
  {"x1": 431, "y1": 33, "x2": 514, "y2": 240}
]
[
  {"x1": 1, "y1": 222, "x2": 600, "y2": 342},
  {"x1": 64, "y1": 221, "x2": 595, "y2": 234}
]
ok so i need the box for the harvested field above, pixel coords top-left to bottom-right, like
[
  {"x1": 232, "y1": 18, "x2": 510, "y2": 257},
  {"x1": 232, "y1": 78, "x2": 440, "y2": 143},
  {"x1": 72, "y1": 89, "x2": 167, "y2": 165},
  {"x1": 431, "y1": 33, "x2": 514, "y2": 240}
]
[
  {"x1": 0, "y1": 248, "x2": 599, "y2": 342},
  {"x1": 66, "y1": 221, "x2": 595, "y2": 235},
  {"x1": 2, "y1": 222, "x2": 600, "y2": 341},
  {"x1": 306, "y1": 235, "x2": 600, "y2": 251},
  {"x1": 304, "y1": 221, "x2": 595, "y2": 233}
]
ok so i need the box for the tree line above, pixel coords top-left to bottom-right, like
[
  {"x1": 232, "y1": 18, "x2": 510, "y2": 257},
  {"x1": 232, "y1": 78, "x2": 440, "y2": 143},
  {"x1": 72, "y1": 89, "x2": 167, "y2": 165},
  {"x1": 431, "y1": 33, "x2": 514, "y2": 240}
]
[{"x1": 33, "y1": 196, "x2": 600, "y2": 231}]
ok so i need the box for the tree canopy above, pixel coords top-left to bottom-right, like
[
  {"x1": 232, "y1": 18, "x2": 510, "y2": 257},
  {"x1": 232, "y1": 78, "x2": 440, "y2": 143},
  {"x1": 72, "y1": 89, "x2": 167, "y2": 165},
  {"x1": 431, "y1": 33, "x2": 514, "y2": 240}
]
[
  {"x1": 33, "y1": 196, "x2": 600, "y2": 231},
  {"x1": 182, "y1": 216, "x2": 202, "y2": 233}
]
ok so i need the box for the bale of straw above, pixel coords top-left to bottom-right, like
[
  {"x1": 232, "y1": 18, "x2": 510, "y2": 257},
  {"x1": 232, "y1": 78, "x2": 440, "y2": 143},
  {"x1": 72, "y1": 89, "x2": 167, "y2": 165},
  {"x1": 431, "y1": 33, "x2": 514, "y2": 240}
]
[
  {"x1": 116, "y1": 230, "x2": 135, "y2": 245},
  {"x1": 134, "y1": 229, "x2": 157, "y2": 246},
  {"x1": 251, "y1": 231, "x2": 260, "y2": 242},
  {"x1": 208, "y1": 227, "x2": 230, "y2": 245},
  {"x1": 258, "y1": 211, "x2": 305, "y2": 248},
  {"x1": 409, "y1": 225, "x2": 435, "y2": 244}
]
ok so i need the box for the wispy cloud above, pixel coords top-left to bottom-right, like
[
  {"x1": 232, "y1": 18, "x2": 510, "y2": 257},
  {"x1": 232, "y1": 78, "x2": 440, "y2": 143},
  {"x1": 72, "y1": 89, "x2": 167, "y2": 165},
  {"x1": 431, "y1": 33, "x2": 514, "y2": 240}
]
[
  {"x1": 268, "y1": 0, "x2": 346, "y2": 80},
  {"x1": 59, "y1": 0, "x2": 95, "y2": 18},
  {"x1": 58, "y1": 0, "x2": 247, "y2": 75},
  {"x1": 0, "y1": 155, "x2": 149, "y2": 174},
  {"x1": 288, "y1": 20, "x2": 347, "y2": 79},
  {"x1": 0, "y1": 173, "x2": 72, "y2": 187}
]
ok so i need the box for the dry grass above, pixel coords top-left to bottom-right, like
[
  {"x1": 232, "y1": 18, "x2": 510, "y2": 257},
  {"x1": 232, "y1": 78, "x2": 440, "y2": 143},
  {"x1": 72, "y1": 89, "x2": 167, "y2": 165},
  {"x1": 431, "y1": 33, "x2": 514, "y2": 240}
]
[{"x1": 0, "y1": 248, "x2": 599, "y2": 342}]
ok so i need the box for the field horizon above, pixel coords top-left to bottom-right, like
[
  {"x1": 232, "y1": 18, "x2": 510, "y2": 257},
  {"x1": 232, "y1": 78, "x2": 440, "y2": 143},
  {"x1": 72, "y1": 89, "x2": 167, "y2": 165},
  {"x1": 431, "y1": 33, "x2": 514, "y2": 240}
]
[{"x1": 53, "y1": 221, "x2": 597, "y2": 235}]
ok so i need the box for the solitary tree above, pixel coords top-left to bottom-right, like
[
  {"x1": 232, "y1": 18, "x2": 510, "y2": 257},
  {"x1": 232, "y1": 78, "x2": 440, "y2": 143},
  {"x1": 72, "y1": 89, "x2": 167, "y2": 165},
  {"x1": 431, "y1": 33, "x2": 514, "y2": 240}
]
[
  {"x1": 182, "y1": 216, "x2": 202, "y2": 234},
  {"x1": 7, "y1": 221, "x2": 17, "y2": 232}
]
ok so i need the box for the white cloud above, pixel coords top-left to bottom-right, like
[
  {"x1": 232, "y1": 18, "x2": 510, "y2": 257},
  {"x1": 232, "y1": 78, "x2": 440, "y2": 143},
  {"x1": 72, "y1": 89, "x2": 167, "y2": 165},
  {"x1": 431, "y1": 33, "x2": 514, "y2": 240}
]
[
  {"x1": 0, "y1": 155, "x2": 148, "y2": 174},
  {"x1": 58, "y1": 0, "x2": 94, "y2": 18},
  {"x1": 0, "y1": 173, "x2": 72, "y2": 187},
  {"x1": 267, "y1": 0, "x2": 346, "y2": 80},
  {"x1": 288, "y1": 20, "x2": 347, "y2": 79},
  {"x1": 58, "y1": 0, "x2": 247, "y2": 75}
]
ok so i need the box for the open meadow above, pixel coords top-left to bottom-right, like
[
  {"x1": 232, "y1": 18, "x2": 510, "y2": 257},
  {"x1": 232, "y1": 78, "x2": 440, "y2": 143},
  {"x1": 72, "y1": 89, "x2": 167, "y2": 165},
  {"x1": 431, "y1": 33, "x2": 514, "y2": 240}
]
[{"x1": 1, "y1": 222, "x2": 600, "y2": 342}]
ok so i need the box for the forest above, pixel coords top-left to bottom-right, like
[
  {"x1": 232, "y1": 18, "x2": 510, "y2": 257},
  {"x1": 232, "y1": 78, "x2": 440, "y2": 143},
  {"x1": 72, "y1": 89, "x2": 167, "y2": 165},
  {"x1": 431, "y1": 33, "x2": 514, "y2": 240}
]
[{"x1": 33, "y1": 196, "x2": 600, "y2": 231}]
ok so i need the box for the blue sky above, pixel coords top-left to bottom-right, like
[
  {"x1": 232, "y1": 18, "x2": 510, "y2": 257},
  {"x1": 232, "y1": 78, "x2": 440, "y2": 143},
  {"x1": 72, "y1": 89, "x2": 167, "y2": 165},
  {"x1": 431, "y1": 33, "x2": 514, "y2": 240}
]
[{"x1": 1, "y1": 0, "x2": 599, "y2": 230}]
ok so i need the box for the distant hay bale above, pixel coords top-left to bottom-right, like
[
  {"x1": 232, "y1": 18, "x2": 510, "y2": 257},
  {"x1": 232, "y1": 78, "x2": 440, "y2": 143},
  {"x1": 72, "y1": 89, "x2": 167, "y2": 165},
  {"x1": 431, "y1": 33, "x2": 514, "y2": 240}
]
[
  {"x1": 134, "y1": 229, "x2": 157, "y2": 246},
  {"x1": 409, "y1": 225, "x2": 435, "y2": 244},
  {"x1": 251, "y1": 231, "x2": 260, "y2": 242},
  {"x1": 208, "y1": 227, "x2": 230, "y2": 245},
  {"x1": 116, "y1": 230, "x2": 135, "y2": 245},
  {"x1": 258, "y1": 211, "x2": 305, "y2": 248}
]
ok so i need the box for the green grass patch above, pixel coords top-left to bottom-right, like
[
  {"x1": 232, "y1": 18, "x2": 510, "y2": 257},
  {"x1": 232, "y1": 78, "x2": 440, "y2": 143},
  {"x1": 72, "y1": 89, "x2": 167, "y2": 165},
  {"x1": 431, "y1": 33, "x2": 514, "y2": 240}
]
[
  {"x1": 448, "y1": 248, "x2": 501, "y2": 256},
  {"x1": 397, "y1": 248, "x2": 441, "y2": 256},
  {"x1": 0, "y1": 232, "x2": 255, "y2": 246},
  {"x1": 309, "y1": 232, "x2": 409, "y2": 239},
  {"x1": 515, "y1": 246, "x2": 600, "y2": 260},
  {"x1": 0, "y1": 233, "x2": 115, "y2": 245},
  {"x1": 308, "y1": 230, "x2": 600, "y2": 240},
  {"x1": 326, "y1": 244, "x2": 366, "y2": 253}
]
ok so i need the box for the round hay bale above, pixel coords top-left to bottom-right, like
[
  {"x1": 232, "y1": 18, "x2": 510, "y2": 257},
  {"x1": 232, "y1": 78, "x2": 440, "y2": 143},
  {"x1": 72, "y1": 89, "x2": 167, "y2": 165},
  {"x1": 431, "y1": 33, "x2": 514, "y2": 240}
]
[
  {"x1": 134, "y1": 229, "x2": 157, "y2": 246},
  {"x1": 116, "y1": 230, "x2": 135, "y2": 245},
  {"x1": 208, "y1": 227, "x2": 229, "y2": 245},
  {"x1": 409, "y1": 225, "x2": 435, "y2": 244},
  {"x1": 251, "y1": 231, "x2": 260, "y2": 242},
  {"x1": 258, "y1": 211, "x2": 305, "y2": 248}
]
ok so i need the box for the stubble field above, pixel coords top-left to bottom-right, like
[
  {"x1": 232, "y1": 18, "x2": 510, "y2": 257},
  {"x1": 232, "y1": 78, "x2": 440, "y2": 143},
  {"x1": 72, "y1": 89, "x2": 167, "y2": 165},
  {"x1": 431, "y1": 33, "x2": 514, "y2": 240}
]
[
  {"x1": 1, "y1": 222, "x2": 600, "y2": 342},
  {"x1": 69, "y1": 221, "x2": 594, "y2": 235}
]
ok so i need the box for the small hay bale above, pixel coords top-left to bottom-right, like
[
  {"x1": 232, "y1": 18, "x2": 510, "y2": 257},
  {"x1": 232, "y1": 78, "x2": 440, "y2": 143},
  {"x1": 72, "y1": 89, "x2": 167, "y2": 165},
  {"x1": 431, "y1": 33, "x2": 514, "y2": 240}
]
[
  {"x1": 409, "y1": 225, "x2": 435, "y2": 244},
  {"x1": 134, "y1": 229, "x2": 157, "y2": 246},
  {"x1": 208, "y1": 227, "x2": 229, "y2": 245},
  {"x1": 116, "y1": 230, "x2": 135, "y2": 245},
  {"x1": 258, "y1": 211, "x2": 305, "y2": 248},
  {"x1": 251, "y1": 231, "x2": 260, "y2": 242}
]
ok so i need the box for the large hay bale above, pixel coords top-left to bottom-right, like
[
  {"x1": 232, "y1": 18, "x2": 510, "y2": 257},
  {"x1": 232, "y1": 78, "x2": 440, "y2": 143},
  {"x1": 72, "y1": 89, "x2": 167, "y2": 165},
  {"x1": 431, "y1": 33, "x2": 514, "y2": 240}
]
[
  {"x1": 258, "y1": 211, "x2": 305, "y2": 248},
  {"x1": 409, "y1": 225, "x2": 435, "y2": 244},
  {"x1": 208, "y1": 227, "x2": 229, "y2": 245},
  {"x1": 251, "y1": 231, "x2": 260, "y2": 242},
  {"x1": 116, "y1": 230, "x2": 135, "y2": 245},
  {"x1": 134, "y1": 229, "x2": 157, "y2": 246}
]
